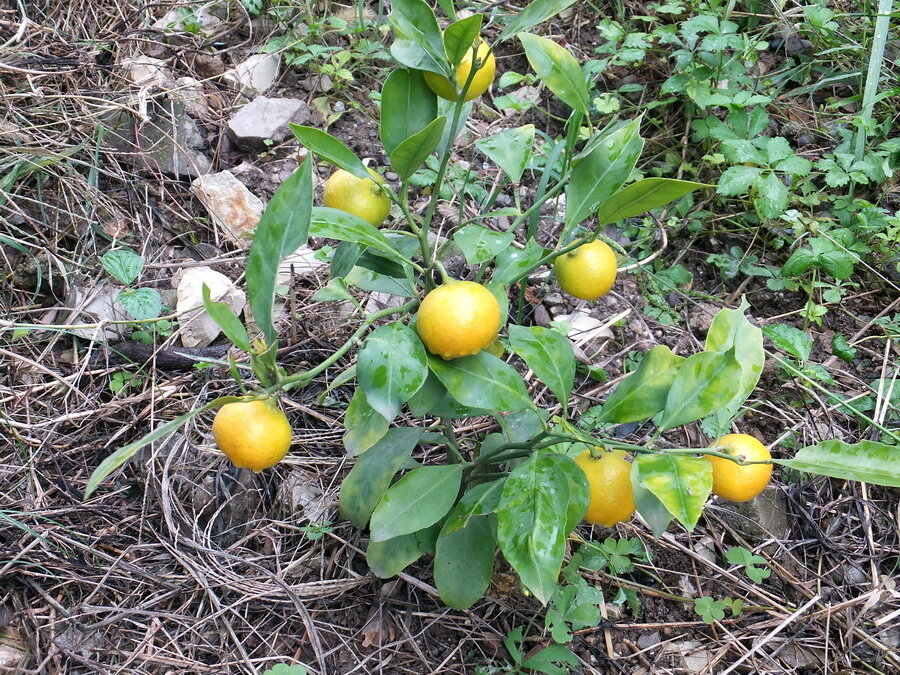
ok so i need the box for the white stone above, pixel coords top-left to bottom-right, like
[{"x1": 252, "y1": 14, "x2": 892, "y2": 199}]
[
  {"x1": 63, "y1": 282, "x2": 129, "y2": 340},
  {"x1": 553, "y1": 310, "x2": 614, "y2": 349},
  {"x1": 191, "y1": 171, "x2": 265, "y2": 248},
  {"x1": 154, "y1": 6, "x2": 223, "y2": 36},
  {"x1": 278, "y1": 245, "x2": 328, "y2": 285},
  {"x1": 175, "y1": 267, "x2": 246, "y2": 348},
  {"x1": 170, "y1": 76, "x2": 208, "y2": 117},
  {"x1": 222, "y1": 53, "x2": 280, "y2": 97},
  {"x1": 227, "y1": 96, "x2": 310, "y2": 149},
  {"x1": 121, "y1": 55, "x2": 172, "y2": 88}
]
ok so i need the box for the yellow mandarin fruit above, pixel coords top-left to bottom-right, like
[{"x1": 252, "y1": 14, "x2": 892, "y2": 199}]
[
  {"x1": 323, "y1": 167, "x2": 391, "y2": 227},
  {"x1": 416, "y1": 281, "x2": 502, "y2": 359},
  {"x1": 705, "y1": 433, "x2": 772, "y2": 502},
  {"x1": 212, "y1": 399, "x2": 292, "y2": 473},
  {"x1": 574, "y1": 448, "x2": 635, "y2": 527},
  {"x1": 424, "y1": 39, "x2": 496, "y2": 102},
  {"x1": 554, "y1": 239, "x2": 618, "y2": 301}
]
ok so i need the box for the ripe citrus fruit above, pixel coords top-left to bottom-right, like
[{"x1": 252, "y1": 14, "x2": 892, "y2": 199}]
[
  {"x1": 705, "y1": 433, "x2": 772, "y2": 502},
  {"x1": 554, "y1": 239, "x2": 618, "y2": 301},
  {"x1": 424, "y1": 38, "x2": 496, "y2": 102},
  {"x1": 212, "y1": 399, "x2": 292, "y2": 473},
  {"x1": 574, "y1": 448, "x2": 635, "y2": 527},
  {"x1": 323, "y1": 167, "x2": 391, "y2": 227},
  {"x1": 416, "y1": 281, "x2": 502, "y2": 359}
]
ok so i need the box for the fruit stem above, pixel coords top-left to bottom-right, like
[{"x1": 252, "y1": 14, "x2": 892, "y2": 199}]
[{"x1": 274, "y1": 299, "x2": 419, "y2": 391}]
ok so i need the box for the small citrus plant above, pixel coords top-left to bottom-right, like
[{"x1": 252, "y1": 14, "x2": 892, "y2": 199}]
[
  {"x1": 574, "y1": 448, "x2": 635, "y2": 527},
  {"x1": 424, "y1": 37, "x2": 495, "y2": 101},
  {"x1": 705, "y1": 434, "x2": 773, "y2": 502},
  {"x1": 416, "y1": 281, "x2": 501, "y2": 359},
  {"x1": 323, "y1": 167, "x2": 391, "y2": 226},
  {"x1": 212, "y1": 399, "x2": 293, "y2": 473},
  {"x1": 554, "y1": 239, "x2": 618, "y2": 301}
]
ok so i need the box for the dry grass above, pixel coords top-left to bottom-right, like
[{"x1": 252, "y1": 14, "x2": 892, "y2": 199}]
[{"x1": 2, "y1": 1, "x2": 899, "y2": 673}]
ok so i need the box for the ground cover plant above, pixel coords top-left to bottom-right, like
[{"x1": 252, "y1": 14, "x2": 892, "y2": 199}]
[{"x1": 2, "y1": 0, "x2": 899, "y2": 672}]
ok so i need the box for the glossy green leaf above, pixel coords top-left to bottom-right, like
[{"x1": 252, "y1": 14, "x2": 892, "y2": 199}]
[
  {"x1": 366, "y1": 525, "x2": 439, "y2": 578},
  {"x1": 492, "y1": 237, "x2": 547, "y2": 286},
  {"x1": 497, "y1": 453, "x2": 571, "y2": 604},
  {"x1": 443, "y1": 15, "x2": 482, "y2": 66},
  {"x1": 390, "y1": 37, "x2": 443, "y2": 74},
  {"x1": 389, "y1": 0, "x2": 446, "y2": 74},
  {"x1": 598, "y1": 345, "x2": 685, "y2": 424},
  {"x1": 441, "y1": 479, "x2": 505, "y2": 535},
  {"x1": 407, "y1": 371, "x2": 492, "y2": 418},
  {"x1": 369, "y1": 464, "x2": 464, "y2": 541},
  {"x1": 655, "y1": 348, "x2": 743, "y2": 431},
  {"x1": 566, "y1": 118, "x2": 643, "y2": 229},
  {"x1": 342, "y1": 388, "x2": 389, "y2": 456},
  {"x1": 631, "y1": 468, "x2": 672, "y2": 538},
  {"x1": 358, "y1": 322, "x2": 428, "y2": 421},
  {"x1": 339, "y1": 427, "x2": 420, "y2": 528},
  {"x1": 429, "y1": 352, "x2": 532, "y2": 412},
  {"x1": 453, "y1": 225, "x2": 516, "y2": 265},
  {"x1": 345, "y1": 265, "x2": 415, "y2": 297},
  {"x1": 246, "y1": 157, "x2": 313, "y2": 344},
  {"x1": 202, "y1": 284, "x2": 251, "y2": 352},
  {"x1": 635, "y1": 453, "x2": 712, "y2": 531},
  {"x1": 289, "y1": 125, "x2": 367, "y2": 179},
  {"x1": 597, "y1": 178, "x2": 708, "y2": 226},
  {"x1": 475, "y1": 125, "x2": 535, "y2": 183},
  {"x1": 434, "y1": 509, "x2": 495, "y2": 609},
  {"x1": 546, "y1": 453, "x2": 590, "y2": 533},
  {"x1": 390, "y1": 115, "x2": 447, "y2": 180},
  {"x1": 380, "y1": 69, "x2": 438, "y2": 156},
  {"x1": 310, "y1": 207, "x2": 399, "y2": 258},
  {"x1": 499, "y1": 0, "x2": 580, "y2": 41},
  {"x1": 775, "y1": 440, "x2": 900, "y2": 487},
  {"x1": 704, "y1": 301, "x2": 764, "y2": 425},
  {"x1": 519, "y1": 33, "x2": 589, "y2": 115},
  {"x1": 508, "y1": 325, "x2": 576, "y2": 408}
]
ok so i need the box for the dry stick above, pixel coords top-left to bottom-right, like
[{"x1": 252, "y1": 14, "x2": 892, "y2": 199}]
[{"x1": 720, "y1": 595, "x2": 821, "y2": 675}]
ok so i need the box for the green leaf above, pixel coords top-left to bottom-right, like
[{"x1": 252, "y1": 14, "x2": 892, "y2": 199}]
[
  {"x1": 453, "y1": 224, "x2": 516, "y2": 265},
  {"x1": 358, "y1": 322, "x2": 428, "y2": 420},
  {"x1": 704, "y1": 301, "x2": 764, "y2": 423},
  {"x1": 754, "y1": 171, "x2": 789, "y2": 220},
  {"x1": 497, "y1": 453, "x2": 571, "y2": 604},
  {"x1": 338, "y1": 427, "x2": 420, "y2": 528},
  {"x1": 763, "y1": 323, "x2": 812, "y2": 362},
  {"x1": 434, "y1": 508, "x2": 495, "y2": 609},
  {"x1": 443, "y1": 15, "x2": 482, "y2": 66},
  {"x1": 566, "y1": 118, "x2": 644, "y2": 229},
  {"x1": 521, "y1": 643, "x2": 580, "y2": 675},
  {"x1": 202, "y1": 284, "x2": 251, "y2": 352},
  {"x1": 491, "y1": 237, "x2": 547, "y2": 285},
  {"x1": 380, "y1": 69, "x2": 438, "y2": 156},
  {"x1": 598, "y1": 345, "x2": 685, "y2": 424},
  {"x1": 441, "y1": 479, "x2": 505, "y2": 535},
  {"x1": 597, "y1": 178, "x2": 707, "y2": 225},
  {"x1": 429, "y1": 352, "x2": 532, "y2": 412},
  {"x1": 262, "y1": 665, "x2": 309, "y2": 675},
  {"x1": 116, "y1": 287, "x2": 161, "y2": 321},
  {"x1": 246, "y1": 157, "x2": 313, "y2": 344},
  {"x1": 366, "y1": 526, "x2": 439, "y2": 578},
  {"x1": 655, "y1": 348, "x2": 743, "y2": 431},
  {"x1": 831, "y1": 334, "x2": 857, "y2": 363},
  {"x1": 519, "y1": 33, "x2": 589, "y2": 114},
  {"x1": 342, "y1": 388, "x2": 389, "y2": 456},
  {"x1": 635, "y1": 453, "x2": 712, "y2": 531},
  {"x1": 508, "y1": 325, "x2": 576, "y2": 408},
  {"x1": 407, "y1": 371, "x2": 492, "y2": 418},
  {"x1": 290, "y1": 125, "x2": 368, "y2": 179},
  {"x1": 475, "y1": 125, "x2": 535, "y2": 183},
  {"x1": 84, "y1": 396, "x2": 244, "y2": 498},
  {"x1": 774, "y1": 440, "x2": 900, "y2": 488},
  {"x1": 390, "y1": 115, "x2": 447, "y2": 180},
  {"x1": 546, "y1": 453, "x2": 590, "y2": 534},
  {"x1": 499, "y1": 0, "x2": 580, "y2": 41},
  {"x1": 781, "y1": 248, "x2": 817, "y2": 278},
  {"x1": 102, "y1": 249, "x2": 143, "y2": 284},
  {"x1": 369, "y1": 464, "x2": 464, "y2": 541},
  {"x1": 716, "y1": 165, "x2": 763, "y2": 197},
  {"x1": 389, "y1": 0, "x2": 447, "y2": 74},
  {"x1": 630, "y1": 468, "x2": 672, "y2": 538},
  {"x1": 310, "y1": 207, "x2": 400, "y2": 258}
]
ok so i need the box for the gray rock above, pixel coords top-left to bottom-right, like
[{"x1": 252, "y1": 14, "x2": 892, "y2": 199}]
[
  {"x1": 227, "y1": 96, "x2": 310, "y2": 149},
  {"x1": 103, "y1": 99, "x2": 211, "y2": 177},
  {"x1": 191, "y1": 170, "x2": 265, "y2": 247},
  {"x1": 222, "y1": 53, "x2": 280, "y2": 97},
  {"x1": 713, "y1": 485, "x2": 791, "y2": 544}
]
